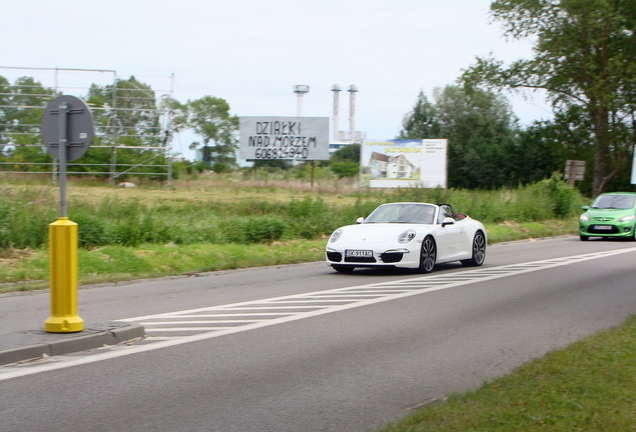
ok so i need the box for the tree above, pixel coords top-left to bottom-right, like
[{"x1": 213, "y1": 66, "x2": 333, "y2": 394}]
[
  {"x1": 0, "y1": 76, "x2": 56, "y2": 169},
  {"x1": 87, "y1": 76, "x2": 161, "y2": 147},
  {"x1": 505, "y1": 121, "x2": 563, "y2": 186},
  {"x1": 160, "y1": 96, "x2": 188, "y2": 142},
  {"x1": 398, "y1": 91, "x2": 441, "y2": 139},
  {"x1": 331, "y1": 143, "x2": 360, "y2": 163},
  {"x1": 186, "y1": 96, "x2": 239, "y2": 169},
  {"x1": 463, "y1": 0, "x2": 636, "y2": 197},
  {"x1": 400, "y1": 85, "x2": 519, "y2": 189},
  {"x1": 0, "y1": 76, "x2": 12, "y2": 152},
  {"x1": 82, "y1": 76, "x2": 170, "y2": 179},
  {"x1": 330, "y1": 143, "x2": 360, "y2": 178}
]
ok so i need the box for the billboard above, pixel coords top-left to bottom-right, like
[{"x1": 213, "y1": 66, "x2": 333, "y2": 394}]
[
  {"x1": 239, "y1": 116, "x2": 330, "y2": 161},
  {"x1": 361, "y1": 139, "x2": 447, "y2": 188}
]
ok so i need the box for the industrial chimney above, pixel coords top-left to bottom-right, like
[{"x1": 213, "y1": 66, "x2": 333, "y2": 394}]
[
  {"x1": 293, "y1": 85, "x2": 309, "y2": 116},
  {"x1": 331, "y1": 84, "x2": 341, "y2": 141},
  {"x1": 348, "y1": 85, "x2": 358, "y2": 143}
]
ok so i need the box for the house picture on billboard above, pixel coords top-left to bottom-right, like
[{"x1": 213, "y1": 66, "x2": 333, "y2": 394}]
[
  {"x1": 368, "y1": 152, "x2": 418, "y2": 179},
  {"x1": 361, "y1": 139, "x2": 423, "y2": 188}
]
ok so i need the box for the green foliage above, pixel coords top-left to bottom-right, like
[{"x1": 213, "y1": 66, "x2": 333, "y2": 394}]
[
  {"x1": 505, "y1": 122, "x2": 562, "y2": 187},
  {"x1": 330, "y1": 161, "x2": 359, "y2": 178},
  {"x1": 256, "y1": 159, "x2": 291, "y2": 170},
  {"x1": 242, "y1": 216, "x2": 285, "y2": 243},
  {"x1": 0, "y1": 76, "x2": 56, "y2": 162},
  {"x1": 186, "y1": 96, "x2": 239, "y2": 168},
  {"x1": 88, "y1": 76, "x2": 161, "y2": 148},
  {"x1": 0, "y1": 220, "x2": 579, "y2": 289},
  {"x1": 537, "y1": 172, "x2": 581, "y2": 219},
  {"x1": 398, "y1": 91, "x2": 441, "y2": 139},
  {"x1": 330, "y1": 143, "x2": 361, "y2": 163},
  {"x1": 463, "y1": 0, "x2": 636, "y2": 197},
  {"x1": 329, "y1": 144, "x2": 361, "y2": 178},
  {"x1": 211, "y1": 162, "x2": 231, "y2": 173},
  {"x1": 399, "y1": 85, "x2": 522, "y2": 189},
  {"x1": 0, "y1": 186, "x2": 56, "y2": 249},
  {"x1": 367, "y1": 176, "x2": 582, "y2": 224},
  {"x1": 0, "y1": 177, "x2": 584, "y2": 254},
  {"x1": 72, "y1": 213, "x2": 106, "y2": 249}
]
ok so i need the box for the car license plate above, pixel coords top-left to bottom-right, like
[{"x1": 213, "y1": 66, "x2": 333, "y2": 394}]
[
  {"x1": 345, "y1": 250, "x2": 373, "y2": 258},
  {"x1": 593, "y1": 225, "x2": 613, "y2": 230}
]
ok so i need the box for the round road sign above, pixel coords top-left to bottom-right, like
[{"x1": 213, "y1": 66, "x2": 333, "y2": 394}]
[{"x1": 41, "y1": 95, "x2": 94, "y2": 162}]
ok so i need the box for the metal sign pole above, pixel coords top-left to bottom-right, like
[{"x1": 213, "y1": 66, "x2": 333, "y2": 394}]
[
  {"x1": 41, "y1": 95, "x2": 94, "y2": 333},
  {"x1": 58, "y1": 102, "x2": 68, "y2": 218}
]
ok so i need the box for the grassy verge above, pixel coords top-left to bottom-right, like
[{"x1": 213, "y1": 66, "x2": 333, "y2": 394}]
[
  {"x1": 0, "y1": 220, "x2": 577, "y2": 294},
  {"x1": 380, "y1": 315, "x2": 636, "y2": 432},
  {"x1": 485, "y1": 219, "x2": 578, "y2": 243}
]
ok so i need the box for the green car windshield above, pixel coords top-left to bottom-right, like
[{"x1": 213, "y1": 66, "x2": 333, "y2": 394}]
[
  {"x1": 364, "y1": 204, "x2": 436, "y2": 224},
  {"x1": 591, "y1": 195, "x2": 636, "y2": 210}
]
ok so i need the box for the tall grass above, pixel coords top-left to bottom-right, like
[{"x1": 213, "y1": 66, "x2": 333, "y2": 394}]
[{"x1": 0, "y1": 175, "x2": 584, "y2": 251}]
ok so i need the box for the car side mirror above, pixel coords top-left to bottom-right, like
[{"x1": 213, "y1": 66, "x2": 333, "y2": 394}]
[
  {"x1": 582, "y1": 206, "x2": 589, "y2": 210},
  {"x1": 441, "y1": 217, "x2": 455, "y2": 227},
  {"x1": 356, "y1": 217, "x2": 364, "y2": 224}
]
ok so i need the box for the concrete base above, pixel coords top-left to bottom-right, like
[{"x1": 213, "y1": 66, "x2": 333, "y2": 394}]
[
  {"x1": 45, "y1": 315, "x2": 84, "y2": 333},
  {"x1": 0, "y1": 322, "x2": 145, "y2": 366}
]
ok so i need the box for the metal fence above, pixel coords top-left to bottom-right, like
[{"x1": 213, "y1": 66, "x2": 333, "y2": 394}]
[{"x1": 0, "y1": 66, "x2": 174, "y2": 185}]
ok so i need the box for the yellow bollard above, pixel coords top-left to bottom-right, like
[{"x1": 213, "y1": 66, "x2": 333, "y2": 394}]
[{"x1": 45, "y1": 217, "x2": 83, "y2": 333}]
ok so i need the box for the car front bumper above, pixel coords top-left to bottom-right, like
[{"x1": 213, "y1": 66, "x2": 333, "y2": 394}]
[
  {"x1": 325, "y1": 244, "x2": 421, "y2": 269},
  {"x1": 580, "y1": 221, "x2": 636, "y2": 238}
]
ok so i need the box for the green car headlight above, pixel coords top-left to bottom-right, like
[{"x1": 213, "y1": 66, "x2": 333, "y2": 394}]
[
  {"x1": 580, "y1": 214, "x2": 589, "y2": 222},
  {"x1": 618, "y1": 215, "x2": 635, "y2": 223}
]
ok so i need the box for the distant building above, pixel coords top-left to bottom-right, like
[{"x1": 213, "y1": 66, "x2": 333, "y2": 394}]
[
  {"x1": 328, "y1": 132, "x2": 366, "y2": 157},
  {"x1": 329, "y1": 142, "x2": 350, "y2": 156}
]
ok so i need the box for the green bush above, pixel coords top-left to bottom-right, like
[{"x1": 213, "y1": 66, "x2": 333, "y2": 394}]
[
  {"x1": 217, "y1": 218, "x2": 247, "y2": 244},
  {"x1": 539, "y1": 172, "x2": 580, "y2": 219},
  {"x1": 71, "y1": 213, "x2": 106, "y2": 248},
  {"x1": 330, "y1": 161, "x2": 359, "y2": 178},
  {"x1": 0, "y1": 186, "x2": 56, "y2": 249},
  {"x1": 0, "y1": 176, "x2": 586, "y2": 252},
  {"x1": 242, "y1": 217, "x2": 285, "y2": 243}
]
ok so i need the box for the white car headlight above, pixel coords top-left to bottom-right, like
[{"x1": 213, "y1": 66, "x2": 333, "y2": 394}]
[
  {"x1": 398, "y1": 229, "x2": 416, "y2": 244},
  {"x1": 618, "y1": 215, "x2": 635, "y2": 223},
  {"x1": 329, "y1": 228, "x2": 343, "y2": 243},
  {"x1": 580, "y1": 214, "x2": 589, "y2": 222}
]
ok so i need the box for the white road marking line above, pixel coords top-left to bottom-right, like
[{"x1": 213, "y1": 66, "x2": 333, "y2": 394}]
[
  {"x1": 174, "y1": 313, "x2": 292, "y2": 317},
  {"x1": 2, "y1": 246, "x2": 636, "y2": 381},
  {"x1": 142, "y1": 320, "x2": 260, "y2": 325},
  {"x1": 145, "y1": 327, "x2": 232, "y2": 332}
]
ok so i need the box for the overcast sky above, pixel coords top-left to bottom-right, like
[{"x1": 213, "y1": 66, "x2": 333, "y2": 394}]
[{"x1": 1, "y1": 0, "x2": 552, "y2": 159}]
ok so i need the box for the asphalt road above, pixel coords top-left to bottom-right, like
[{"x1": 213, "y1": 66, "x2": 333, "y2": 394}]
[{"x1": 2, "y1": 236, "x2": 636, "y2": 431}]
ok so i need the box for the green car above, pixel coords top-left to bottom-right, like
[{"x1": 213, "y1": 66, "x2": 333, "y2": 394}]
[{"x1": 579, "y1": 192, "x2": 636, "y2": 241}]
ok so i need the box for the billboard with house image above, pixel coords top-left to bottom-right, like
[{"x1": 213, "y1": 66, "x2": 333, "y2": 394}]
[{"x1": 361, "y1": 139, "x2": 447, "y2": 188}]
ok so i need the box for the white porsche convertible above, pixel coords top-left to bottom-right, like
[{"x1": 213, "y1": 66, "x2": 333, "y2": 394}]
[{"x1": 326, "y1": 202, "x2": 487, "y2": 273}]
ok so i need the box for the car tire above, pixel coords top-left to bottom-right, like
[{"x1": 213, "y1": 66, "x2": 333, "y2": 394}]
[
  {"x1": 418, "y1": 236, "x2": 436, "y2": 273},
  {"x1": 461, "y1": 231, "x2": 486, "y2": 267},
  {"x1": 580, "y1": 235, "x2": 589, "y2": 241},
  {"x1": 332, "y1": 265, "x2": 355, "y2": 273}
]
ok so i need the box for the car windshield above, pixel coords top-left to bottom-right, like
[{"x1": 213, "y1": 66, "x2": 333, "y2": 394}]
[
  {"x1": 363, "y1": 203, "x2": 436, "y2": 224},
  {"x1": 591, "y1": 195, "x2": 636, "y2": 210}
]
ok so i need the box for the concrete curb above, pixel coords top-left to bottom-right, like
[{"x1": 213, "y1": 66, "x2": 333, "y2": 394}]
[{"x1": 0, "y1": 323, "x2": 145, "y2": 366}]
